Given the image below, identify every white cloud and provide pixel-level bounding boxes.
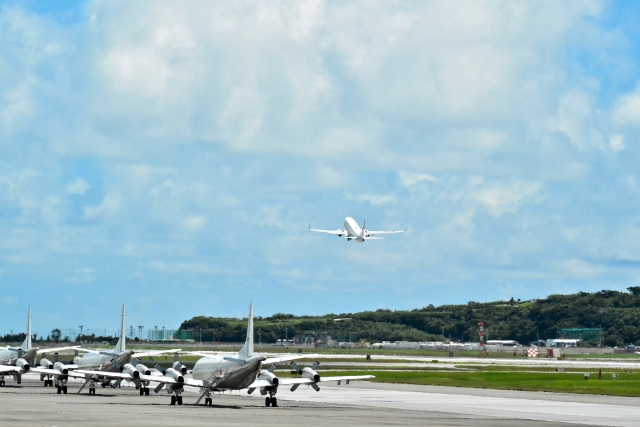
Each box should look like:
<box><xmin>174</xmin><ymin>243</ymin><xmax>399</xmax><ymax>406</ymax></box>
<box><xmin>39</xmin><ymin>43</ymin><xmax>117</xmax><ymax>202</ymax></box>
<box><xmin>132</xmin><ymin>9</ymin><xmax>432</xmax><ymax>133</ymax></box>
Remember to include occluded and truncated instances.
<box><xmin>345</xmin><ymin>193</ymin><xmax>396</xmax><ymax>206</ymax></box>
<box><xmin>399</xmin><ymin>172</ymin><xmax>436</xmax><ymax>188</ymax></box>
<box><xmin>609</xmin><ymin>134</ymin><xmax>625</xmax><ymax>152</ymax></box>
<box><xmin>613</xmin><ymin>85</ymin><xmax>640</xmax><ymax>127</ymax></box>
<box><xmin>469</xmin><ymin>180</ymin><xmax>543</xmax><ymax>217</ymax></box>
<box><xmin>66</xmin><ymin>178</ymin><xmax>91</xmax><ymax>195</ymax></box>
<box><xmin>84</xmin><ymin>192</ymin><xmax>121</xmax><ymax>219</ymax></box>
<box><xmin>183</xmin><ymin>216</ymin><xmax>206</xmax><ymax>232</ymax></box>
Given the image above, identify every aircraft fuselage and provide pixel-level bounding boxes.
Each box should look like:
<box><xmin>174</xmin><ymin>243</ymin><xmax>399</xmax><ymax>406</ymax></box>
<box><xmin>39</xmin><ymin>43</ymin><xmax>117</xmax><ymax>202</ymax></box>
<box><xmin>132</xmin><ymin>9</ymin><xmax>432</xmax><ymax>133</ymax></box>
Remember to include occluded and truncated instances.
<box><xmin>192</xmin><ymin>356</ymin><xmax>262</xmax><ymax>391</ymax></box>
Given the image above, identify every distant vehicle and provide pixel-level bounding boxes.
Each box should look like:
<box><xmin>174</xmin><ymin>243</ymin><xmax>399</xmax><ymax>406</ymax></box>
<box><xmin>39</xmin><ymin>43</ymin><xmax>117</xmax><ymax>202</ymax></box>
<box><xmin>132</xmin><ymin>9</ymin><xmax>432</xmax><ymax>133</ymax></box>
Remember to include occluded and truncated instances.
<box><xmin>309</xmin><ymin>217</ymin><xmax>406</xmax><ymax>242</ymax></box>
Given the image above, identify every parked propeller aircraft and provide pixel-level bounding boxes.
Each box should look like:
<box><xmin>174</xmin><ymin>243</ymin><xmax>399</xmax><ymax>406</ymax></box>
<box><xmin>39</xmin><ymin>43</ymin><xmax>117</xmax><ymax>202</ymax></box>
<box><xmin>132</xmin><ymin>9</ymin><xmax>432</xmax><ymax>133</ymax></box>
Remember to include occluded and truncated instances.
<box><xmin>0</xmin><ymin>308</ymin><xmax>78</xmax><ymax>387</ymax></box>
<box><xmin>66</xmin><ymin>304</ymin><xmax>180</xmax><ymax>395</ymax></box>
<box><xmin>309</xmin><ymin>217</ymin><xmax>406</xmax><ymax>242</ymax></box>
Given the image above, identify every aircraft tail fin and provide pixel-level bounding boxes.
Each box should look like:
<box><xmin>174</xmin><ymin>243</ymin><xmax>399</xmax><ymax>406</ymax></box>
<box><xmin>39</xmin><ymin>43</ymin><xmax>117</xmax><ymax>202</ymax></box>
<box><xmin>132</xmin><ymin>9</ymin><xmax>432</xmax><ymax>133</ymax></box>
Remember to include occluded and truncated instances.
<box><xmin>238</xmin><ymin>302</ymin><xmax>254</xmax><ymax>358</ymax></box>
<box><xmin>20</xmin><ymin>307</ymin><xmax>32</xmax><ymax>351</ymax></box>
<box><xmin>361</xmin><ymin>218</ymin><xmax>366</xmax><ymax>235</ymax></box>
<box><xmin>112</xmin><ymin>304</ymin><xmax>126</xmax><ymax>353</ymax></box>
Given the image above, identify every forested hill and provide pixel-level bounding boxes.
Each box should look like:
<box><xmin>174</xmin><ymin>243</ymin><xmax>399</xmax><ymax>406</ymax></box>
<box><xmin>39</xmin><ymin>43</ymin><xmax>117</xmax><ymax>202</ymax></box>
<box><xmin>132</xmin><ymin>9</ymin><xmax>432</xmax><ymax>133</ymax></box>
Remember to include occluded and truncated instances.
<box><xmin>179</xmin><ymin>287</ymin><xmax>640</xmax><ymax>347</ymax></box>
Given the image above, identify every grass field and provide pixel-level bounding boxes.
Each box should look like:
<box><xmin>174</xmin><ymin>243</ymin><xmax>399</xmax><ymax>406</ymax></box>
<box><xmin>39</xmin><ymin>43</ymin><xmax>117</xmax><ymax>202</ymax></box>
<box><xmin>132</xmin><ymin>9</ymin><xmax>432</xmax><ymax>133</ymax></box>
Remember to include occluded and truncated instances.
<box><xmin>315</xmin><ymin>370</ymin><xmax>640</xmax><ymax>397</ymax></box>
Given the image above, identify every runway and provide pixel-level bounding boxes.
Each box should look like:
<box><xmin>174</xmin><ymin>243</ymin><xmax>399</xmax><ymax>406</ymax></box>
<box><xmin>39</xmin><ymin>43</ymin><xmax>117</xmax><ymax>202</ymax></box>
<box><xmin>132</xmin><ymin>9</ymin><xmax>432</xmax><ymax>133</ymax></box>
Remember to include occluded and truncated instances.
<box><xmin>1</xmin><ymin>375</ymin><xmax>639</xmax><ymax>426</ymax></box>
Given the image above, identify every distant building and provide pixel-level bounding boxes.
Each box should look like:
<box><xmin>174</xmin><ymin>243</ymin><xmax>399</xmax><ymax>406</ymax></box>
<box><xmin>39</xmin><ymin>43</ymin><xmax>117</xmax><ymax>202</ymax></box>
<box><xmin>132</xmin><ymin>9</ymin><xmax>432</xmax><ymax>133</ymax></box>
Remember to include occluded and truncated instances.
<box><xmin>485</xmin><ymin>340</ymin><xmax>520</xmax><ymax>347</ymax></box>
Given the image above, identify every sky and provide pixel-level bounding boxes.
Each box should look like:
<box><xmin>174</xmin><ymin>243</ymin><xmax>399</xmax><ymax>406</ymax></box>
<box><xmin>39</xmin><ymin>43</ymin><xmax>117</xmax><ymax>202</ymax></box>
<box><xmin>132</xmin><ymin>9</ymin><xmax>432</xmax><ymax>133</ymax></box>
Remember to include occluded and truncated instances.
<box><xmin>2</xmin><ymin>0</ymin><xmax>640</xmax><ymax>338</ymax></box>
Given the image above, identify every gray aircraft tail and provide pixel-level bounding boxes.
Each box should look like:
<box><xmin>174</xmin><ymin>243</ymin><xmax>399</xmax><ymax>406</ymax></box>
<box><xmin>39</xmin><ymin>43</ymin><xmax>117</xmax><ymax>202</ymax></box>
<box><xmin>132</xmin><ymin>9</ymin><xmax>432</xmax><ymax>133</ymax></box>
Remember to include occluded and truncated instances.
<box><xmin>238</xmin><ymin>302</ymin><xmax>254</xmax><ymax>358</ymax></box>
<box><xmin>112</xmin><ymin>304</ymin><xmax>126</xmax><ymax>353</ymax></box>
<box><xmin>23</xmin><ymin>348</ymin><xmax>38</xmax><ymax>366</ymax></box>
<box><xmin>20</xmin><ymin>307</ymin><xmax>32</xmax><ymax>351</ymax></box>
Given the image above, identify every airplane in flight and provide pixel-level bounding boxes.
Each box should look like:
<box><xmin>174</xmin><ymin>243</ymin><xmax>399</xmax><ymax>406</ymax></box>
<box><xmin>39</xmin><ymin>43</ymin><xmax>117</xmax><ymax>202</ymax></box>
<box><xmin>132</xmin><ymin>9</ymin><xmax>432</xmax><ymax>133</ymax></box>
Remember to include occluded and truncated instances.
<box><xmin>309</xmin><ymin>217</ymin><xmax>406</xmax><ymax>242</ymax></box>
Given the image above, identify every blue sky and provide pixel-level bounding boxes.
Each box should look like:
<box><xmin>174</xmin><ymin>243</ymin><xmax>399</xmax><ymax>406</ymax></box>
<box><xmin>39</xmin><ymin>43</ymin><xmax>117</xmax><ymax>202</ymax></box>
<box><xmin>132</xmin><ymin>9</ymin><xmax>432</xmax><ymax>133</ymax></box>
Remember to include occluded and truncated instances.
<box><xmin>2</xmin><ymin>0</ymin><xmax>640</xmax><ymax>337</ymax></box>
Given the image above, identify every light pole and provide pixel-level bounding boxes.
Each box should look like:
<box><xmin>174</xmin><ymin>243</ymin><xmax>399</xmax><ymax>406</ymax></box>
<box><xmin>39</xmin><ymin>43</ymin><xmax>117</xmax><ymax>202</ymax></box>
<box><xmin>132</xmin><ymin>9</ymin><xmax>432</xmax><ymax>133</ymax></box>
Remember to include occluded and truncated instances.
<box><xmin>138</xmin><ymin>326</ymin><xmax>143</xmax><ymax>341</ymax></box>
<box><xmin>78</xmin><ymin>326</ymin><xmax>84</xmax><ymax>342</ymax></box>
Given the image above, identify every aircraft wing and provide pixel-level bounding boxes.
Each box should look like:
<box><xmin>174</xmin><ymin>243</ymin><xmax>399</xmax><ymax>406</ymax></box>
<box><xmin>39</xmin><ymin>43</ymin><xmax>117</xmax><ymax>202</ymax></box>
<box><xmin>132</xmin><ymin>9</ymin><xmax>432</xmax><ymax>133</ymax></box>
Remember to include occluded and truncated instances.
<box><xmin>279</xmin><ymin>375</ymin><xmax>375</xmax><ymax>385</ymax></box>
<box><xmin>31</xmin><ymin>367</ymin><xmax>65</xmax><ymax>375</ymax></box>
<box><xmin>366</xmin><ymin>228</ymin><xmax>406</xmax><ymax>236</ymax></box>
<box><xmin>309</xmin><ymin>226</ymin><xmax>348</xmax><ymax>235</ymax></box>
<box><xmin>263</xmin><ymin>354</ymin><xmax>319</xmax><ymax>365</ymax></box>
<box><xmin>183</xmin><ymin>351</ymin><xmax>227</xmax><ymax>358</ymax></box>
<box><xmin>247</xmin><ymin>379</ymin><xmax>273</xmax><ymax>388</ymax></box>
<box><xmin>75</xmin><ymin>348</ymin><xmax>100</xmax><ymax>354</ymax></box>
<box><xmin>72</xmin><ymin>370</ymin><xmax>135</xmax><ymax>380</ymax></box>
<box><xmin>0</xmin><ymin>365</ymin><xmax>22</xmax><ymax>374</ymax></box>
<box><xmin>135</xmin><ymin>348</ymin><xmax>182</xmax><ymax>358</ymax></box>
<box><xmin>36</xmin><ymin>346</ymin><xmax>80</xmax><ymax>354</ymax></box>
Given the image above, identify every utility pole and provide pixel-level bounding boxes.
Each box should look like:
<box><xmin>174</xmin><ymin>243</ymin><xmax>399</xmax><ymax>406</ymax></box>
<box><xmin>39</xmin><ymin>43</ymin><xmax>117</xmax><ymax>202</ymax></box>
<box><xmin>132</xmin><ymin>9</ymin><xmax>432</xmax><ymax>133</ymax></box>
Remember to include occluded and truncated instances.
<box><xmin>79</xmin><ymin>326</ymin><xmax>84</xmax><ymax>341</ymax></box>
<box><xmin>138</xmin><ymin>326</ymin><xmax>143</xmax><ymax>341</ymax></box>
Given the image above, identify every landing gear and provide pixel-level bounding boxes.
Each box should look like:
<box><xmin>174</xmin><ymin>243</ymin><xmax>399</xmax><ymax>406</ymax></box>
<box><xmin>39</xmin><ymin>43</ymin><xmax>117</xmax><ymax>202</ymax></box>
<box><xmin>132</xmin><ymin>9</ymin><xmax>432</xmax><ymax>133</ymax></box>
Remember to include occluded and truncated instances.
<box><xmin>205</xmin><ymin>397</ymin><xmax>212</xmax><ymax>406</ymax></box>
<box><xmin>0</xmin><ymin>380</ymin><xmax>4</xmax><ymax>387</ymax></box>
<box><xmin>169</xmin><ymin>387</ymin><xmax>184</xmax><ymax>405</ymax></box>
<box><xmin>62</xmin><ymin>386</ymin><xmax>68</xmax><ymax>394</ymax></box>
<box><xmin>265</xmin><ymin>389</ymin><xmax>278</xmax><ymax>407</ymax></box>
<box><xmin>140</xmin><ymin>388</ymin><xmax>144</xmax><ymax>396</ymax></box>
<box><xmin>57</xmin><ymin>386</ymin><xmax>62</xmax><ymax>394</ymax></box>
<box><xmin>48</xmin><ymin>379</ymin><xmax>53</xmax><ymax>387</ymax></box>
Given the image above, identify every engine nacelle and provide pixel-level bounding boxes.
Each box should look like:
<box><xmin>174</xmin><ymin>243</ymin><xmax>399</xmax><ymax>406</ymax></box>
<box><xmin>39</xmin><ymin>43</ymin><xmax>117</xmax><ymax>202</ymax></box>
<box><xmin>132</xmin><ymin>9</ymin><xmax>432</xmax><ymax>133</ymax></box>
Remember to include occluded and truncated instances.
<box><xmin>258</xmin><ymin>370</ymin><xmax>279</xmax><ymax>386</ymax></box>
<box><xmin>135</xmin><ymin>363</ymin><xmax>152</xmax><ymax>376</ymax></box>
<box><xmin>165</xmin><ymin>368</ymin><xmax>184</xmax><ymax>383</ymax></box>
<box><xmin>53</xmin><ymin>362</ymin><xmax>68</xmax><ymax>375</ymax></box>
<box><xmin>172</xmin><ymin>361</ymin><xmax>188</xmax><ymax>375</ymax></box>
<box><xmin>301</xmin><ymin>367</ymin><xmax>320</xmax><ymax>382</ymax></box>
<box><xmin>40</xmin><ymin>358</ymin><xmax>54</xmax><ymax>369</ymax></box>
<box><xmin>73</xmin><ymin>356</ymin><xmax>81</xmax><ymax>365</ymax></box>
<box><xmin>122</xmin><ymin>363</ymin><xmax>140</xmax><ymax>379</ymax></box>
<box><xmin>16</xmin><ymin>358</ymin><xmax>30</xmax><ymax>372</ymax></box>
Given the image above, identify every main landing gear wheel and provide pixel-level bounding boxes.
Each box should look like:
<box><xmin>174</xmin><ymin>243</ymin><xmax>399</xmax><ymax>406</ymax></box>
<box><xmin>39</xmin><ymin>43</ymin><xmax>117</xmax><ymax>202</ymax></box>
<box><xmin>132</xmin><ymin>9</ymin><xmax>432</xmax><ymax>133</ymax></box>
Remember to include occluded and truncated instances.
<box><xmin>57</xmin><ymin>386</ymin><xmax>62</xmax><ymax>394</ymax></box>
<box><xmin>177</xmin><ymin>396</ymin><xmax>183</xmax><ymax>405</ymax></box>
<box><xmin>48</xmin><ymin>380</ymin><xmax>53</xmax><ymax>387</ymax></box>
<box><xmin>265</xmin><ymin>397</ymin><xmax>271</xmax><ymax>407</ymax></box>
<box><xmin>171</xmin><ymin>396</ymin><xmax>176</xmax><ymax>405</ymax></box>
<box><xmin>205</xmin><ymin>397</ymin><xmax>212</xmax><ymax>406</ymax></box>
<box><xmin>0</xmin><ymin>380</ymin><xmax>4</xmax><ymax>387</ymax></box>
<box><xmin>139</xmin><ymin>388</ymin><xmax>144</xmax><ymax>396</ymax></box>
<box><xmin>89</xmin><ymin>388</ymin><xmax>96</xmax><ymax>395</ymax></box>
<box><xmin>62</xmin><ymin>386</ymin><xmax>68</xmax><ymax>394</ymax></box>
<box><xmin>145</xmin><ymin>388</ymin><xmax>150</xmax><ymax>396</ymax></box>
<box><xmin>44</xmin><ymin>381</ymin><xmax>48</xmax><ymax>387</ymax></box>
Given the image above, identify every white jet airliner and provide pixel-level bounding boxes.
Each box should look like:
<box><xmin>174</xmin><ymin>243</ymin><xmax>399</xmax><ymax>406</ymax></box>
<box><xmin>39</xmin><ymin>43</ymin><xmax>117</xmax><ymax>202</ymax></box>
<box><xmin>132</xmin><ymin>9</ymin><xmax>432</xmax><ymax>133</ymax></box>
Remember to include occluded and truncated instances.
<box><xmin>309</xmin><ymin>217</ymin><xmax>406</xmax><ymax>242</ymax></box>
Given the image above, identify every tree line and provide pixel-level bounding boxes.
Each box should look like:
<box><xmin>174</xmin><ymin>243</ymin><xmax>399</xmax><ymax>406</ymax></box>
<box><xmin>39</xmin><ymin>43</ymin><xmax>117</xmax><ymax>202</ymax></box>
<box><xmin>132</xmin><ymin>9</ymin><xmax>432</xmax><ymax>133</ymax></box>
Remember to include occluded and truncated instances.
<box><xmin>178</xmin><ymin>287</ymin><xmax>640</xmax><ymax>347</ymax></box>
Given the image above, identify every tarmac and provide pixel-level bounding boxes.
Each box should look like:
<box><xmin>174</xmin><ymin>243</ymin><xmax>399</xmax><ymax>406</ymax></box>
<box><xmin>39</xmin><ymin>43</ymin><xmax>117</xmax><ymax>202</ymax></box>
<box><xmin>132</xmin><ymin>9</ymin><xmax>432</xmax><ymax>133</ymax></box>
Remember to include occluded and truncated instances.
<box><xmin>1</xmin><ymin>375</ymin><xmax>640</xmax><ymax>426</ymax></box>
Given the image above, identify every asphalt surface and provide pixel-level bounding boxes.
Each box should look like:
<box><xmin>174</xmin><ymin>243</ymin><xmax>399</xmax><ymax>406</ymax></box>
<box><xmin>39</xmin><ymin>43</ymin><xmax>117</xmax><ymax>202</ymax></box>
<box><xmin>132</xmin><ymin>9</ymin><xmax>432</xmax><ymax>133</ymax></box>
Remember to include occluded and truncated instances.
<box><xmin>2</xmin><ymin>375</ymin><xmax>639</xmax><ymax>426</ymax></box>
